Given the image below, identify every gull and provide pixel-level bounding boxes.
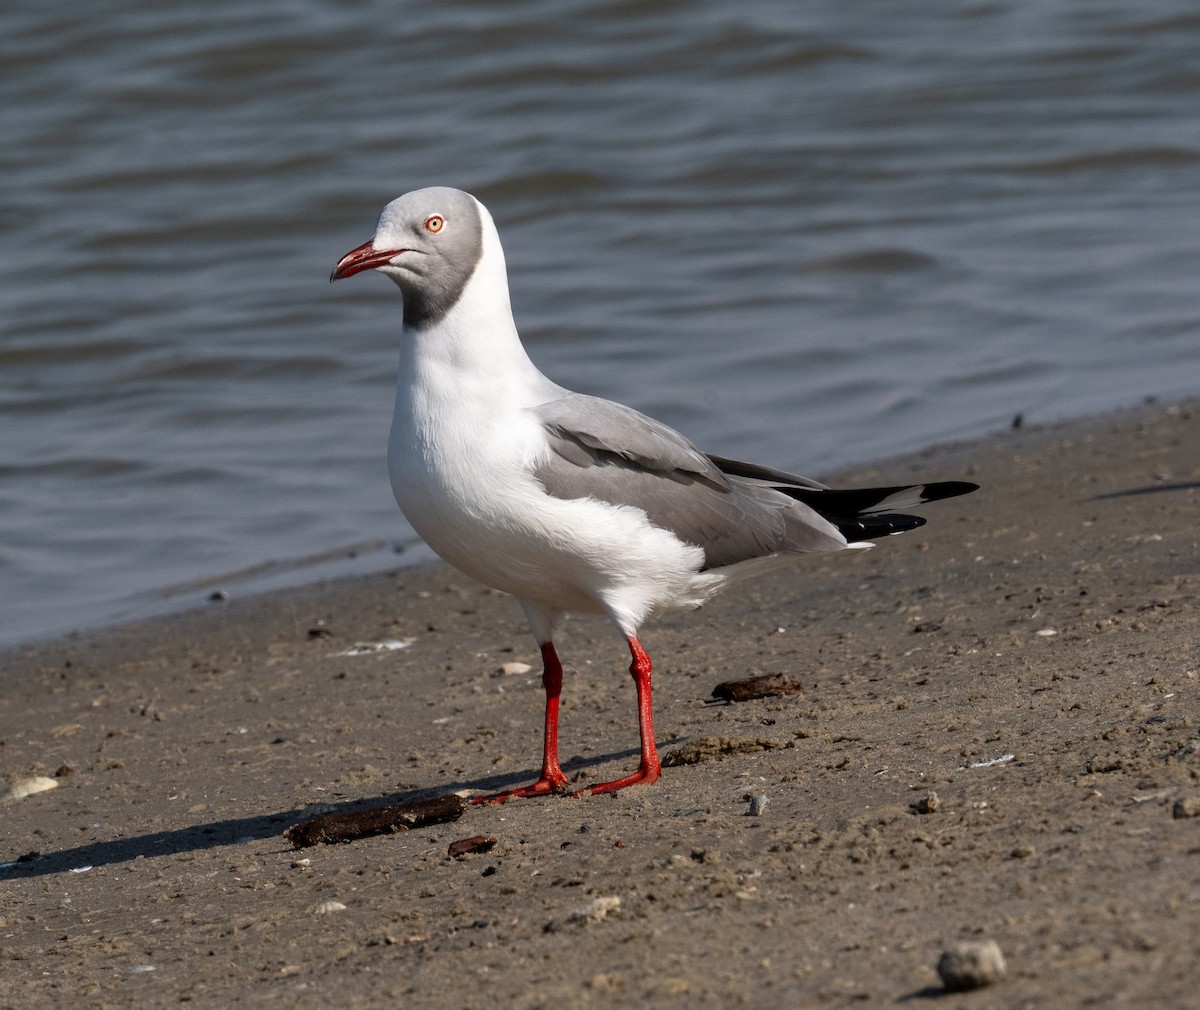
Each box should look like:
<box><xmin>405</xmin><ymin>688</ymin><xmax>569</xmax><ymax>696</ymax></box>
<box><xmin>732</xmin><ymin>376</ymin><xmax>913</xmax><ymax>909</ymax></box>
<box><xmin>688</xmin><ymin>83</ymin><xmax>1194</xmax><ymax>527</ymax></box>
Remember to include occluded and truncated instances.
<box><xmin>331</xmin><ymin>187</ymin><xmax>977</xmax><ymax>800</ymax></box>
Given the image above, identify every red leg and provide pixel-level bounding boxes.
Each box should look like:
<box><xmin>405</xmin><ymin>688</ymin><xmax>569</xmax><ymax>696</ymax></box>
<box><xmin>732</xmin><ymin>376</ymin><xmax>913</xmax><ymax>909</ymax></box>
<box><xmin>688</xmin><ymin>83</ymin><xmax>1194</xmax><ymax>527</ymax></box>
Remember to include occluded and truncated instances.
<box><xmin>474</xmin><ymin>642</ymin><xmax>571</xmax><ymax>804</ymax></box>
<box><xmin>581</xmin><ymin>635</ymin><xmax>662</xmax><ymax>795</ymax></box>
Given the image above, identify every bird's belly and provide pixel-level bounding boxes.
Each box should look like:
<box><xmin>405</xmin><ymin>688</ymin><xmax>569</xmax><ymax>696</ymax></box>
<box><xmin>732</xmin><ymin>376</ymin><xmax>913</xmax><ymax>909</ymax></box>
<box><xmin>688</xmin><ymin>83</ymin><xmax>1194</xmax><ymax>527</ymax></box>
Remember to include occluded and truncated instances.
<box><xmin>401</xmin><ymin>496</ymin><xmax>607</xmax><ymax>613</ymax></box>
<box><xmin>391</xmin><ymin>454</ymin><xmax>717</xmax><ymax>622</ymax></box>
<box><xmin>389</xmin><ymin>437</ymin><xmax>587</xmax><ymax>604</ymax></box>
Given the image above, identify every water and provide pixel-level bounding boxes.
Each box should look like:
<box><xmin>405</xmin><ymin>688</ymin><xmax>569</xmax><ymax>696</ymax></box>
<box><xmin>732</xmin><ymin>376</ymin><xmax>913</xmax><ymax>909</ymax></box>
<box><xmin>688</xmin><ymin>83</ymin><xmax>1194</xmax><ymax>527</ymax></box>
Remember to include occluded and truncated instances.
<box><xmin>3</xmin><ymin>0</ymin><xmax>1198</xmax><ymax>647</ymax></box>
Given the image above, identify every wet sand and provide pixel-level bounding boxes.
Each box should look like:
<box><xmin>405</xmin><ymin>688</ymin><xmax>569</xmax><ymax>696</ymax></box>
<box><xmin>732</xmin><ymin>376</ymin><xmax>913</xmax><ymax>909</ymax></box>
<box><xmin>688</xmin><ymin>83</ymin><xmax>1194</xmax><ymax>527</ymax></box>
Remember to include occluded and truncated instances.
<box><xmin>2</xmin><ymin>400</ymin><xmax>1198</xmax><ymax>1008</ymax></box>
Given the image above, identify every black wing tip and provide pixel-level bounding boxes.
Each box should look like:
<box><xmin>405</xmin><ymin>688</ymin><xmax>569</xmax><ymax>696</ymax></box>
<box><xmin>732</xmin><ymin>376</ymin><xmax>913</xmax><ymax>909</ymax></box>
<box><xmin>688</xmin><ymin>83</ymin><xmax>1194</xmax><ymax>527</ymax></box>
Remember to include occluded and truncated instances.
<box><xmin>784</xmin><ymin>480</ymin><xmax>978</xmax><ymax>516</ymax></box>
<box><xmin>812</xmin><ymin>480</ymin><xmax>977</xmax><ymax>540</ymax></box>
<box><xmin>920</xmin><ymin>480</ymin><xmax>979</xmax><ymax>503</ymax></box>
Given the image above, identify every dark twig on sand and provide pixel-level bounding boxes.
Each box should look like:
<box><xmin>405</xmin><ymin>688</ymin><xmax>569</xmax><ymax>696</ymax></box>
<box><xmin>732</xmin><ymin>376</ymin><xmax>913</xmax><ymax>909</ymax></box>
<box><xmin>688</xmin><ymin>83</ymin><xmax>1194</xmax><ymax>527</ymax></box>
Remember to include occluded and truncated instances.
<box><xmin>710</xmin><ymin>673</ymin><xmax>804</xmax><ymax>703</ymax></box>
<box><xmin>285</xmin><ymin>794</ymin><xmax>466</xmax><ymax>848</ymax></box>
<box><xmin>448</xmin><ymin>835</ymin><xmax>498</xmax><ymax>858</ymax></box>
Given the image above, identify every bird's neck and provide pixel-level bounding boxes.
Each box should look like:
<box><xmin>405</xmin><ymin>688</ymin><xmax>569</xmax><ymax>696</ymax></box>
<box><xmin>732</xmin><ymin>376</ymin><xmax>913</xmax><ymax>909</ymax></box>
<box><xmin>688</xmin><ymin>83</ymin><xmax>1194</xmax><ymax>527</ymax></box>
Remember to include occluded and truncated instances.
<box><xmin>398</xmin><ymin>273</ymin><xmax>549</xmax><ymax>422</ymax></box>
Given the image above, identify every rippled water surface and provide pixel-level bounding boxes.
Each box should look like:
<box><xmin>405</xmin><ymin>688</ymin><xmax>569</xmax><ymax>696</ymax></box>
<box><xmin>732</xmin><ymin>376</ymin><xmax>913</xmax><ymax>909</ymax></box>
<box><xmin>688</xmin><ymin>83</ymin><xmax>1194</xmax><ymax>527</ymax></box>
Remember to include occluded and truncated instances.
<box><xmin>3</xmin><ymin>1</ymin><xmax>1199</xmax><ymax>646</ymax></box>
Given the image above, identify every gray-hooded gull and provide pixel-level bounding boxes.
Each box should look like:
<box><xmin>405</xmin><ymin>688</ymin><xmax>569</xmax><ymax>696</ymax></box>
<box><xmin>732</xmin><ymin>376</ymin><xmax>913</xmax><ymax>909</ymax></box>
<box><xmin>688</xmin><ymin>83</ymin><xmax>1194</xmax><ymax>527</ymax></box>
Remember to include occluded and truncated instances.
<box><xmin>331</xmin><ymin>186</ymin><xmax>977</xmax><ymax>801</ymax></box>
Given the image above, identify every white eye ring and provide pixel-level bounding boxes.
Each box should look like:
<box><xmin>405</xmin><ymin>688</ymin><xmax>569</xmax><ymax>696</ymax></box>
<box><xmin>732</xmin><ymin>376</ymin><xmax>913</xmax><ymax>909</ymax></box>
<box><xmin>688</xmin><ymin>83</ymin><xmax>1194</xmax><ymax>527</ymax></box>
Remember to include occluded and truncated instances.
<box><xmin>424</xmin><ymin>214</ymin><xmax>445</xmax><ymax>234</ymax></box>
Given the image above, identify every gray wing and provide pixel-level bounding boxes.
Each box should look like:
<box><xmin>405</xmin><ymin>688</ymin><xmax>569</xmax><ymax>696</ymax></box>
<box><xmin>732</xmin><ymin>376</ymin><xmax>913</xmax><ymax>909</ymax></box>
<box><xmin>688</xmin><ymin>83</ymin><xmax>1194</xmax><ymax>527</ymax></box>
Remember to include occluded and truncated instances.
<box><xmin>530</xmin><ymin>393</ymin><xmax>730</xmax><ymax>488</ymax></box>
<box><xmin>528</xmin><ymin>394</ymin><xmax>845</xmax><ymax>568</ymax></box>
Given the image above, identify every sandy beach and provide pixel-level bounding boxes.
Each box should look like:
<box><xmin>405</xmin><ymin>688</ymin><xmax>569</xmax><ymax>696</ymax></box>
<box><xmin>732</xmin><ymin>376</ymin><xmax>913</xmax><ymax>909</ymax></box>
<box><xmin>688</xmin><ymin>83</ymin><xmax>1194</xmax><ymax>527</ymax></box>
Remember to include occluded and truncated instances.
<box><xmin>2</xmin><ymin>399</ymin><xmax>1198</xmax><ymax>1009</ymax></box>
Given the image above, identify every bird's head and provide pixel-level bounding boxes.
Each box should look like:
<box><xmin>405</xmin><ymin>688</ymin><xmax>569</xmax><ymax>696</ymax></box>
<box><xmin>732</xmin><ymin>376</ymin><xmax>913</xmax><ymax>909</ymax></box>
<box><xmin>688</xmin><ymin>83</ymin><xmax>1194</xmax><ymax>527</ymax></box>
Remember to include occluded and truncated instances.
<box><xmin>330</xmin><ymin>186</ymin><xmax>485</xmax><ymax>329</ymax></box>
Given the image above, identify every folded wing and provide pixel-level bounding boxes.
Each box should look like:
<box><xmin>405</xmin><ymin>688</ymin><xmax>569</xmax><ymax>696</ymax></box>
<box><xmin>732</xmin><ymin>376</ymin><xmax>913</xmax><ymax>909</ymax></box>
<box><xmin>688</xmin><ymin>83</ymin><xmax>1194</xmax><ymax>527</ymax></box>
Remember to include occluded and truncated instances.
<box><xmin>529</xmin><ymin>394</ymin><xmax>977</xmax><ymax>570</ymax></box>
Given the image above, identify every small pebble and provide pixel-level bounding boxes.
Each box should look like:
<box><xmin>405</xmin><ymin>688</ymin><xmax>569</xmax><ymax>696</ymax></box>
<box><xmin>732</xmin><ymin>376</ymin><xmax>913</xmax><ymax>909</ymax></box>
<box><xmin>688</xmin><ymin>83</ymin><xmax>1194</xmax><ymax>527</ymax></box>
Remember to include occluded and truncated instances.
<box><xmin>313</xmin><ymin>900</ymin><xmax>347</xmax><ymax>915</ymax></box>
<box><xmin>1172</xmin><ymin>796</ymin><xmax>1200</xmax><ymax>819</ymax></box>
<box><xmin>914</xmin><ymin>791</ymin><xmax>940</xmax><ymax>814</ymax></box>
<box><xmin>937</xmin><ymin>939</ymin><xmax>1006</xmax><ymax>991</ymax></box>
<box><xmin>748</xmin><ymin>795</ymin><xmax>769</xmax><ymax>816</ymax></box>
<box><xmin>499</xmin><ymin>661</ymin><xmax>533</xmax><ymax>676</ymax></box>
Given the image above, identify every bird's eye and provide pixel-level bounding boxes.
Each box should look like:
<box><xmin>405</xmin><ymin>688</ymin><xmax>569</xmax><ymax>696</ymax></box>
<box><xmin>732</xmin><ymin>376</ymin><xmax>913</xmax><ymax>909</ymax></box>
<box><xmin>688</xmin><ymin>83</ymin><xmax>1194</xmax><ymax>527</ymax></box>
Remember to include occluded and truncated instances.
<box><xmin>424</xmin><ymin>214</ymin><xmax>445</xmax><ymax>234</ymax></box>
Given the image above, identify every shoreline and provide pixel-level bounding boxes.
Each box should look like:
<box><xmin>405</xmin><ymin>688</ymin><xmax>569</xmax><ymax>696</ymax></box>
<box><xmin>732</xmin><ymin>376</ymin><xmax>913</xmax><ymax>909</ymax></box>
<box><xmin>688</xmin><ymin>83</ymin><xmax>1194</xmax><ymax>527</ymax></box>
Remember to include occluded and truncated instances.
<box><xmin>2</xmin><ymin>396</ymin><xmax>1198</xmax><ymax>1008</ymax></box>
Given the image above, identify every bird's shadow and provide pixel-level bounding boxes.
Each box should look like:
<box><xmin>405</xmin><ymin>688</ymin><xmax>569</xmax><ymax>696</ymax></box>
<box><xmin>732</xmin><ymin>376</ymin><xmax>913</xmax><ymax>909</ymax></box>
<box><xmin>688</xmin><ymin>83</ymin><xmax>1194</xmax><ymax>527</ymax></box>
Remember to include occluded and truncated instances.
<box><xmin>1091</xmin><ymin>480</ymin><xmax>1200</xmax><ymax>500</ymax></box>
<box><xmin>0</xmin><ymin>740</ymin><xmax>681</xmax><ymax>881</ymax></box>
